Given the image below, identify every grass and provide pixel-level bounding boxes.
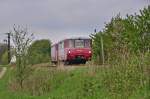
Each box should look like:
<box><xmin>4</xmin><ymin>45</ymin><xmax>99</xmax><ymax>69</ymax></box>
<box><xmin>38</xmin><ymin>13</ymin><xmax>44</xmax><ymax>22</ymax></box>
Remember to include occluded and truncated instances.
<box><xmin>0</xmin><ymin>62</ymin><xmax>150</xmax><ymax>99</ymax></box>
<box><xmin>0</xmin><ymin>66</ymin><xmax>46</xmax><ymax>99</ymax></box>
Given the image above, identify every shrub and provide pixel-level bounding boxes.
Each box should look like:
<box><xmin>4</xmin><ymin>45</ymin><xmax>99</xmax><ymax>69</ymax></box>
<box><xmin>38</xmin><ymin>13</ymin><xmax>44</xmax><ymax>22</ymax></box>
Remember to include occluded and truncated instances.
<box><xmin>23</xmin><ymin>69</ymin><xmax>51</xmax><ymax>96</ymax></box>
<box><xmin>91</xmin><ymin>6</ymin><xmax>150</xmax><ymax>64</ymax></box>
<box><xmin>28</xmin><ymin>39</ymin><xmax>51</xmax><ymax>65</ymax></box>
<box><xmin>101</xmin><ymin>53</ymin><xmax>150</xmax><ymax>98</ymax></box>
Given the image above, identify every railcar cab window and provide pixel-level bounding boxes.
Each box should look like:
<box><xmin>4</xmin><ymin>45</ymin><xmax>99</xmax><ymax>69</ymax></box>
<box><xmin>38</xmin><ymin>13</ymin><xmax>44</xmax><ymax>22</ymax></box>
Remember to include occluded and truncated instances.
<box><xmin>69</xmin><ymin>39</ymin><xmax>91</xmax><ymax>48</ymax></box>
<box><xmin>69</xmin><ymin>40</ymin><xmax>74</xmax><ymax>48</ymax></box>
<box><xmin>75</xmin><ymin>40</ymin><xmax>84</xmax><ymax>48</ymax></box>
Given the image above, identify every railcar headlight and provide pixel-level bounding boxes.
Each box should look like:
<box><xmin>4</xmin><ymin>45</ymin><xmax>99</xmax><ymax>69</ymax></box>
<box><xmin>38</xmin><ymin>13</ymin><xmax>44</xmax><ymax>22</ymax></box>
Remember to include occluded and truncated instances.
<box><xmin>89</xmin><ymin>51</ymin><xmax>91</xmax><ymax>54</ymax></box>
<box><xmin>68</xmin><ymin>50</ymin><xmax>71</xmax><ymax>54</ymax></box>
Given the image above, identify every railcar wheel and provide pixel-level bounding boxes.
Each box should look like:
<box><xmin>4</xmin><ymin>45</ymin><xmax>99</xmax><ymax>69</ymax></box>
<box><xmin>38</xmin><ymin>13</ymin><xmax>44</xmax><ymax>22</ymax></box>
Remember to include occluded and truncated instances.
<box><xmin>82</xmin><ymin>60</ymin><xmax>86</xmax><ymax>64</ymax></box>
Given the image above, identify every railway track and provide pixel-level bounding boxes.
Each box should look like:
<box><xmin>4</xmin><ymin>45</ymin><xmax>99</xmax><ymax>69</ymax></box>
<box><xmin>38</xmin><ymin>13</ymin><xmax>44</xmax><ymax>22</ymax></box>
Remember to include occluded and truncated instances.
<box><xmin>32</xmin><ymin>62</ymin><xmax>92</xmax><ymax>71</ymax></box>
<box><xmin>0</xmin><ymin>67</ymin><xmax>7</xmax><ymax>79</ymax></box>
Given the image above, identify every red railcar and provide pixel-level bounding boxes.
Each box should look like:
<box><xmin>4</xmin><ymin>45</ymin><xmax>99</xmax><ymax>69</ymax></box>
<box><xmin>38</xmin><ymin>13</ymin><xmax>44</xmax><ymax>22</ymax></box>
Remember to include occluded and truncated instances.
<box><xmin>51</xmin><ymin>37</ymin><xmax>92</xmax><ymax>65</ymax></box>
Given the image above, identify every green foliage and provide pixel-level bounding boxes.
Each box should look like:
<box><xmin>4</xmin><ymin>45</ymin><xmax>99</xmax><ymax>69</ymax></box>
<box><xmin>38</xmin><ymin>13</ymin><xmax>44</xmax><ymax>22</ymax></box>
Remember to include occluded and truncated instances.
<box><xmin>91</xmin><ymin>6</ymin><xmax>150</xmax><ymax>64</ymax></box>
<box><xmin>101</xmin><ymin>54</ymin><xmax>149</xmax><ymax>98</ymax></box>
<box><xmin>0</xmin><ymin>62</ymin><xmax>149</xmax><ymax>99</ymax></box>
<box><xmin>11</xmin><ymin>25</ymin><xmax>34</xmax><ymax>89</ymax></box>
<box><xmin>28</xmin><ymin>39</ymin><xmax>51</xmax><ymax>65</ymax></box>
<box><xmin>134</xmin><ymin>6</ymin><xmax>150</xmax><ymax>52</ymax></box>
<box><xmin>18</xmin><ymin>68</ymin><xmax>51</xmax><ymax>96</ymax></box>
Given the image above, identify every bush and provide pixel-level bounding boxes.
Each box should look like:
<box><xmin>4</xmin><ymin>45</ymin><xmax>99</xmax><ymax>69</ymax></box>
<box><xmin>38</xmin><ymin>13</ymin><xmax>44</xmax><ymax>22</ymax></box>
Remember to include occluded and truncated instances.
<box><xmin>23</xmin><ymin>69</ymin><xmax>51</xmax><ymax>96</ymax></box>
<box><xmin>9</xmin><ymin>67</ymin><xmax>51</xmax><ymax>96</ymax></box>
<box><xmin>91</xmin><ymin>6</ymin><xmax>150</xmax><ymax>64</ymax></box>
<box><xmin>28</xmin><ymin>39</ymin><xmax>51</xmax><ymax>65</ymax></box>
<box><xmin>100</xmin><ymin>53</ymin><xmax>150</xmax><ymax>98</ymax></box>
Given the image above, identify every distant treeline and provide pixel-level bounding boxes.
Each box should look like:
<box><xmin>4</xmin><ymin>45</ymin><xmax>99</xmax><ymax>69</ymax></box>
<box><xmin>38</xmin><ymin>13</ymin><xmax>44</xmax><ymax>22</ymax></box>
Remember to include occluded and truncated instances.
<box><xmin>0</xmin><ymin>39</ymin><xmax>51</xmax><ymax>65</ymax></box>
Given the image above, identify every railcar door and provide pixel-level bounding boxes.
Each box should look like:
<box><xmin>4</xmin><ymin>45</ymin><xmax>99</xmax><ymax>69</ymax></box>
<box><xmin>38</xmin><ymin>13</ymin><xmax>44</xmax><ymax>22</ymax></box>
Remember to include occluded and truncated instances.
<box><xmin>58</xmin><ymin>41</ymin><xmax>65</xmax><ymax>61</ymax></box>
<box><xmin>84</xmin><ymin>39</ymin><xmax>91</xmax><ymax>48</ymax></box>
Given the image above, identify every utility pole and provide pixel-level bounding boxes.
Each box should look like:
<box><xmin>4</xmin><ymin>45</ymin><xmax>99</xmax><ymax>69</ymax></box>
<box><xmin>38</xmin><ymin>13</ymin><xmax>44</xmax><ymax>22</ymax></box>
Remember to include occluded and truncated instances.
<box><xmin>94</xmin><ymin>29</ymin><xmax>97</xmax><ymax>33</ymax></box>
<box><xmin>100</xmin><ymin>31</ymin><xmax>104</xmax><ymax>65</ymax></box>
<box><xmin>94</xmin><ymin>29</ymin><xmax>104</xmax><ymax>65</ymax></box>
<box><xmin>6</xmin><ymin>33</ymin><xmax>11</xmax><ymax>63</ymax></box>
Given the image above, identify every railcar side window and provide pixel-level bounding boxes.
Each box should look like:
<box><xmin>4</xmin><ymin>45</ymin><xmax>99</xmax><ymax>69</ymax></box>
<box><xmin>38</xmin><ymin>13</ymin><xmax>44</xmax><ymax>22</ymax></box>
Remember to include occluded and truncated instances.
<box><xmin>75</xmin><ymin>40</ymin><xmax>84</xmax><ymax>48</ymax></box>
<box><xmin>85</xmin><ymin>39</ymin><xmax>91</xmax><ymax>48</ymax></box>
<box><xmin>59</xmin><ymin>42</ymin><xmax>64</xmax><ymax>49</ymax></box>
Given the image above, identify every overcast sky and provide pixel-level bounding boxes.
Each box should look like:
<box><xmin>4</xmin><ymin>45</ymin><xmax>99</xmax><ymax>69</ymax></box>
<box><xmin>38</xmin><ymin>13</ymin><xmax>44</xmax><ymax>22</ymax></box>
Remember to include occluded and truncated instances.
<box><xmin>0</xmin><ymin>0</ymin><xmax>149</xmax><ymax>44</ymax></box>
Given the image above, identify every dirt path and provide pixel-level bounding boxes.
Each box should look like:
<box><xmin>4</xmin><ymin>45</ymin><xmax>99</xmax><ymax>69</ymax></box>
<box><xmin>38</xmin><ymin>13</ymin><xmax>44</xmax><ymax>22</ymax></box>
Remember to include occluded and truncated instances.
<box><xmin>0</xmin><ymin>67</ymin><xmax>7</xmax><ymax>79</ymax></box>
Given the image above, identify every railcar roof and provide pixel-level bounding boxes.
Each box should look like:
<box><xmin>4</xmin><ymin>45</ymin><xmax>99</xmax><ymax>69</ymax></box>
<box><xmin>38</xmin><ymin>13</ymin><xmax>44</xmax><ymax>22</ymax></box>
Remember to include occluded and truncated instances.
<box><xmin>67</xmin><ymin>37</ymin><xmax>90</xmax><ymax>40</ymax></box>
<box><xmin>51</xmin><ymin>37</ymin><xmax>91</xmax><ymax>47</ymax></box>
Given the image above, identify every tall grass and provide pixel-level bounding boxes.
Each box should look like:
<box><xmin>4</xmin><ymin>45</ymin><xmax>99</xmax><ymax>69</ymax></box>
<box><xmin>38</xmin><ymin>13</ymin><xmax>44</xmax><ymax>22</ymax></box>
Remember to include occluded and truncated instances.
<box><xmin>1</xmin><ymin>54</ymin><xmax>150</xmax><ymax>99</ymax></box>
<box><xmin>98</xmin><ymin>51</ymin><xmax>150</xmax><ymax>98</ymax></box>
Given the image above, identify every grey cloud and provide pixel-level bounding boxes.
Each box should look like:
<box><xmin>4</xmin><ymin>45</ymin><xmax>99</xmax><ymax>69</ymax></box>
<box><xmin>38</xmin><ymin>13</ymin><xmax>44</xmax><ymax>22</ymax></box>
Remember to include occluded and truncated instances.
<box><xmin>0</xmin><ymin>0</ymin><xmax>149</xmax><ymax>43</ymax></box>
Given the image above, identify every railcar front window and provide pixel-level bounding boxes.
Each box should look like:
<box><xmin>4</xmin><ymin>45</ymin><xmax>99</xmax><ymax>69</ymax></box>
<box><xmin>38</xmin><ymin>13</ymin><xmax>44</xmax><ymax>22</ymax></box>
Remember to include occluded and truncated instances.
<box><xmin>69</xmin><ymin>40</ymin><xmax>74</xmax><ymax>48</ymax></box>
<box><xmin>75</xmin><ymin>40</ymin><xmax>84</xmax><ymax>48</ymax></box>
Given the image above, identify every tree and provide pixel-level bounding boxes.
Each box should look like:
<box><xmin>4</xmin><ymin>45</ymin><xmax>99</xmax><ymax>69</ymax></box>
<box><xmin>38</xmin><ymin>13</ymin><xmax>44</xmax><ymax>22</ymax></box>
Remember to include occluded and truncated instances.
<box><xmin>91</xmin><ymin>6</ymin><xmax>150</xmax><ymax>64</ymax></box>
<box><xmin>28</xmin><ymin>39</ymin><xmax>51</xmax><ymax>65</ymax></box>
<box><xmin>11</xmin><ymin>25</ymin><xmax>34</xmax><ymax>89</ymax></box>
<box><xmin>134</xmin><ymin>5</ymin><xmax>150</xmax><ymax>52</ymax></box>
<box><xmin>91</xmin><ymin>14</ymin><xmax>126</xmax><ymax>64</ymax></box>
